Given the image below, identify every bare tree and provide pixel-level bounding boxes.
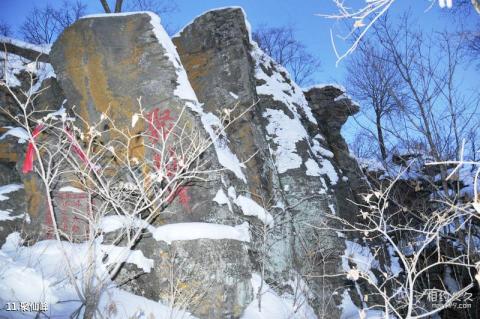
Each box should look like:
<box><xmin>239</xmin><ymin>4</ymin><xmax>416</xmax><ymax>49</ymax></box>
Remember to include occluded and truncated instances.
<box><xmin>99</xmin><ymin>0</ymin><xmax>178</xmax><ymax>16</ymax></box>
<box><xmin>377</xmin><ymin>15</ymin><xmax>478</xmax><ymax>163</ymax></box>
<box><xmin>311</xmin><ymin>155</ymin><xmax>480</xmax><ymax>318</ymax></box>
<box><xmin>0</xmin><ymin>21</ymin><xmax>11</xmax><ymax>37</ymax></box>
<box><xmin>125</xmin><ymin>0</ymin><xmax>178</xmax><ymax>16</ymax></box>
<box><xmin>99</xmin><ymin>0</ymin><xmax>178</xmax><ymax>34</ymax></box>
<box><xmin>20</xmin><ymin>1</ymin><xmax>86</xmax><ymax>45</ymax></box>
<box><xmin>253</xmin><ymin>25</ymin><xmax>321</xmax><ymax>86</ymax></box>
<box><xmin>322</xmin><ymin>0</ymin><xmax>480</xmax><ymax>63</ymax></box>
<box><xmin>347</xmin><ymin>14</ymin><xmax>479</xmax><ymax>192</ymax></box>
<box><xmin>346</xmin><ymin>41</ymin><xmax>403</xmax><ymax>161</ymax></box>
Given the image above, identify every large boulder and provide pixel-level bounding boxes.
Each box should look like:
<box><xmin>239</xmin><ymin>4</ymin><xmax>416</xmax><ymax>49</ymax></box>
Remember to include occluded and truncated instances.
<box><xmin>0</xmin><ymin>39</ymin><xmax>65</xmax><ymax>242</ymax></box>
<box><xmin>49</xmin><ymin>12</ymin><xmax>253</xmax><ymax>318</ymax></box>
<box><xmin>304</xmin><ymin>85</ymin><xmax>369</xmax><ymax>218</ymax></box>
<box><xmin>174</xmin><ymin>7</ymin><xmax>347</xmax><ymax>317</ymax></box>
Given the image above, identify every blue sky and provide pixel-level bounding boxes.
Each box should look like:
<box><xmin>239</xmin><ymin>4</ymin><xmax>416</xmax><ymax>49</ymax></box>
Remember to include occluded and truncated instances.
<box><xmin>1</xmin><ymin>1</ymin><xmax>477</xmax><ymax>145</ymax></box>
<box><xmin>0</xmin><ymin>0</ymin><xmax>467</xmax><ymax>84</ymax></box>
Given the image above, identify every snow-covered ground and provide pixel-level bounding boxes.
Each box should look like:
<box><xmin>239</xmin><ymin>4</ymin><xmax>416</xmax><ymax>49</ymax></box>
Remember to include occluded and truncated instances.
<box><xmin>0</xmin><ymin>232</ymin><xmax>198</xmax><ymax>318</ymax></box>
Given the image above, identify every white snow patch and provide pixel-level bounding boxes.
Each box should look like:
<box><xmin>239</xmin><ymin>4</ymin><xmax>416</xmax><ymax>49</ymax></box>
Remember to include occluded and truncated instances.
<box><xmin>443</xmin><ymin>266</ymin><xmax>460</xmax><ymax>292</ymax></box>
<box><xmin>342</xmin><ymin>241</ymin><xmax>379</xmax><ymax>285</ymax></box>
<box><xmin>339</xmin><ymin>290</ymin><xmax>385</xmax><ymax>319</ymax></box>
<box><xmin>0</xmin><ymin>36</ymin><xmax>51</xmax><ymax>54</ymax></box>
<box><xmin>43</xmin><ymin>104</ymin><xmax>74</xmax><ymax>122</ymax></box>
<box><xmin>0</xmin><ymin>184</ymin><xmax>23</xmax><ymax>201</ymax></box>
<box><xmin>213</xmin><ymin>188</ymin><xmax>232</xmax><ymax>212</ymax></box>
<box><xmin>0</xmin><ymin>49</ymin><xmax>55</xmax><ymax>91</ymax></box>
<box><xmin>334</xmin><ymin>92</ymin><xmax>360</xmax><ymax>107</ymax></box>
<box><xmin>234</xmin><ymin>195</ymin><xmax>274</xmax><ymax>227</ymax></box>
<box><xmin>0</xmin><ymin>210</ymin><xmax>25</xmax><ymax>221</ymax></box>
<box><xmin>131</xmin><ymin>113</ymin><xmax>140</xmax><ymax>128</ymax></box>
<box><xmin>0</xmin><ymin>126</ymin><xmax>29</xmax><ymax>143</ymax></box>
<box><xmin>311</xmin><ymin>137</ymin><xmax>334</xmax><ymax>158</ymax></box>
<box><xmin>305</xmin><ymin>158</ymin><xmax>321</xmax><ymax>176</ymax></box>
<box><xmin>30</xmin><ymin>62</ymin><xmax>56</xmax><ymax>93</ymax></box>
<box><xmin>0</xmin><ymin>232</ymin><xmax>198</xmax><ymax>318</ymax></box>
<box><xmin>98</xmin><ymin>287</ymin><xmax>198</xmax><ymax>319</ymax></box>
<box><xmin>228</xmin><ymin>186</ymin><xmax>237</xmax><ymax>199</ymax></box>
<box><xmin>241</xmin><ymin>273</ymin><xmax>316</xmax><ymax>319</ymax></box>
<box><xmin>100</xmin><ymin>244</ymin><xmax>153</xmax><ymax>273</ymax></box>
<box><xmin>147</xmin><ymin>13</ymin><xmax>198</xmax><ymax>102</ymax></box>
<box><xmin>252</xmin><ymin>43</ymin><xmax>316</xmax><ymax>124</ymax></box>
<box><xmin>58</xmin><ymin>186</ymin><xmax>84</xmax><ymax>193</ymax></box>
<box><xmin>99</xmin><ymin>215</ymin><xmax>155</xmax><ymax>234</ymax></box>
<box><xmin>80</xmin><ymin>11</ymin><xmax>150</xmax><ymax>19</ymax></box>
<box><xmin>388</xmin><ymin>245</ymin><xmax>402</xmax><ymax>277</ymax></box>
<box><xmin>187</xmin><ymin>102</ymin><xmax>247</xmax><ymax>182</ymax></box>
<box><xmin>263</xmin><ymin>108</ymin><xmax>305</xmax><ymax>173</ymax></box>
<box><xmin>318</xmin><ymin>159</ymin><xmax>339</xmax><ymax>185</ymax></box>
<box><xmin>152</xmin><ymin>222</ymin><xmax>250</xmax><ymax>244</ymax></box>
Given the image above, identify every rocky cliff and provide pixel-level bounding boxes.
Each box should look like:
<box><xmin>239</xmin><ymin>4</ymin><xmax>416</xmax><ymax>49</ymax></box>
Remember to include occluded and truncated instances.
<box><xmin>0</xmin><ymin>7</ymin><xmax>371</xmax><ymax>319</ymax></box>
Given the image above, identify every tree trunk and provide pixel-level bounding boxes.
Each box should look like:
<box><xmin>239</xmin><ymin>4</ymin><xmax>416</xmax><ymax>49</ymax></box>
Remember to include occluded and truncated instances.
<box><xmin>114</xmin><ymin>0</ymin><xmax>124</xmax><ymax>13</ymax></box>
<box><xmin>99</xmin><ymin>0</ymin><xmax>111</xmax><ymax>13</ymax></box>
<box><xmin>375</xmin><ymin>112</ymin><xmax>387</xmax><ymax>161</ymax></box>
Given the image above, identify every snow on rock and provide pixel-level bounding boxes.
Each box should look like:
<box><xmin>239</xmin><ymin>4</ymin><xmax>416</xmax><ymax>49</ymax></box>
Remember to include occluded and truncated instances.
<box><xmin>251</xmin><ymin>42</ymin><xmax>337</xmax><ymax>187</ymax></box>
<box><xmin>241</xmin><ymin>273</ymin><xmax>316</xmax><ymax>319</ymax></box>
<box><xmin>339</xmin><ymin>290</ymin><xmax>385</xmax><ymax>319</ymax></box>
<box><xmin>147</xmin><ymin>12</ymin><xmax>198</xmax><ymax>102</ymax></box>
<box><xmin>187</xmin><ymin>101</ymin><xmax>247</xmax><ymax>182</ymax></box>
<box><xmin>252</xmin><ymin>43</ymin><xmax>316</xmax><ymax>124</ymax></box>
<box><xmin>42</xmin><ymin>103</ymin><xmax>75</xmax><ymax>123</ymax></box>
<box><xmin>58</xmin><ymin>186</ymin><xmax>84</xmax><ymax>193</ymax></box>
<box><xmin>263</xmin><ymin>108</ymin><xmax>305</xmax><ymax>173</ymax></box>
<box><xmin>388</xmin><ymin>245</ymin><xmax>402</xmax><ymax>277</ymax></box>
<box><xmin>0</xmin><ymin>36</ymin><xmax>51</xmax><ymax>54</ymax></box>
<box><xmin>311</xmin><ymin>135</ymin><xmax>334</xmax><ymax>158</ymax></box>
<box><xmin>233</xmin><ymin>195</ymin><xmax>274</xmax><ymax>227</ymax></box>
<box><xmin>0</xmin><ymin>210</ymin><xmax>25</xmax><ymax>221</ymax></box>
<box><xmin>100</xmin><ymin>243</ymin><xmax>154</xmax><ymax>273</ymax></box>
<box><xmin>318</xmin><ymin>158</ymin><xmax>339</xmax><ymax>185</ymax></box>
<box><xmin>0</xmin><ymin>49</ymin><xmax>56</xmax><ymax>91</ymax></box>
<box><xmin>0</xmin><ymin>126</ymin><xmax>29</xmax><ymax>143</ymax></box>
<box><xmin>305</xmin><ymin>158</ymin><xmax>322</xmax><ymax>176</ymax></box>
<box><xmin>334</xmin><ymin>92</ymin><xmax>360</xmax><ymax>107</ymax></box>
<box><xmin>30</xmin><ymin>63</ymin><xmax>56</xmax><ymax>93</ymax></box>
<box><xmin>99</xmin><ymin>215</ymin><xmax>156</xmax><ymax>234</ymax></box>
<box><xmin>342</xmin><ymin>241</ymin><xmax>379</xmax><ymax>285</ymax></box>
<box><xmin>0</xmin><ymin>183</ymin><xmax>24</xmax><ymax>201</ymax></box>
<box><xmin>213</xmin><ymin>188</ymin><xmax>232</xmax><ymax>211</ymax></box>
<box><xmin>152</xmin><ymin>222</ymin><xmax>251</xmax><ymax>244</ymax></box>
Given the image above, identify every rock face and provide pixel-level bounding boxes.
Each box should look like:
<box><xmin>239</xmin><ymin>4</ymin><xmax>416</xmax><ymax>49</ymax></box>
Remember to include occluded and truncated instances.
<box><xmin>0</xmin><ymin>8</ymin><xmax>371</xmax><ymax>319</ymax></box>
<box><xmin>304</xmin><ymin>86</ymin><xmax>369</xmax><ymax>219</ymax></box>
<box><xmin>0</xmin><ymin>41</ymin><xmax>64</xmax><ymax>241</ymax></box>
<box><xmin>49</xmin><ymin>12</ymin><xmax>253</xmax><ymax>319</ymax></box>
<box><xmin>174</xmin><ymin>8</ymin><xmax>352</xmax><ymax>317</ymax></box>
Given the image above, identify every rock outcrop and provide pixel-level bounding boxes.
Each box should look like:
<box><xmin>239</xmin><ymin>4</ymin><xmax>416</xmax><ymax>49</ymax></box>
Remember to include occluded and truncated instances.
<box><xmin>304</xmin><ymin>85</ymin><xmax>369</xmax><ymax>219</ymax></box>
<box><xmin>0</xmin><ymin>7</ymin><xmax>371</xmax><ymax>319</ymax></box>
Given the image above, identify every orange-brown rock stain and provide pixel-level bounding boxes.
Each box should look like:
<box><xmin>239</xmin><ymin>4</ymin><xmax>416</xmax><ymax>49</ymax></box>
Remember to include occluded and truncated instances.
<box><xmin>174</xmin><ymin>43</ymin><xmax>265</xmax><ymax>202</ymax></box>
<box><xmin>61</xmin><ymin>26</ymin><xmax>145</xmax><ymax>163</ymax></box>
<box><xmin>23</xmin><ymin>174</ymin><xmax>42</xmax><ymax>218</ymax></box>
